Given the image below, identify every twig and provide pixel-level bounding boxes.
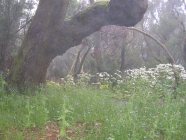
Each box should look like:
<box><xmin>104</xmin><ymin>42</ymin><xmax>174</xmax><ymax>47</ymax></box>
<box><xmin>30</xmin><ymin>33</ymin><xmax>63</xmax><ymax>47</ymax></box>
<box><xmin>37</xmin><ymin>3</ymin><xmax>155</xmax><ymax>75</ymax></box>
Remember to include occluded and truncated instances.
<box><xmin>12</xmin><ymin>19</ymin><xmax>32</xmax><ymax>35</ymax></box>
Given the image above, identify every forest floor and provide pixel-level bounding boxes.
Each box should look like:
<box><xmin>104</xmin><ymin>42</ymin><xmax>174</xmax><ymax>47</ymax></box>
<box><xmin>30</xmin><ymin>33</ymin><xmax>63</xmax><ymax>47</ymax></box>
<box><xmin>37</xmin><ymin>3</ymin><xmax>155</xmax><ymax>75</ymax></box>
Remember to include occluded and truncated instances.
<box><xmin>0</xmin><ymin>79</ymin><xmax>186</xmax><ymax>140</ymax></box>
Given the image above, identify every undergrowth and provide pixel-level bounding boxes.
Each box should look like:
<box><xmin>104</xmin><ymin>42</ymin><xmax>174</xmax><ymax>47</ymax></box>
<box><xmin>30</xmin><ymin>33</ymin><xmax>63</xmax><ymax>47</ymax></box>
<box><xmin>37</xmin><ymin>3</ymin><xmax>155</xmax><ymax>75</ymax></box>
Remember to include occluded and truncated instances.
<box><xmin>0</xmin><ymin>74</ymin><xmax>186</xmax><ymax>139</ymax></box>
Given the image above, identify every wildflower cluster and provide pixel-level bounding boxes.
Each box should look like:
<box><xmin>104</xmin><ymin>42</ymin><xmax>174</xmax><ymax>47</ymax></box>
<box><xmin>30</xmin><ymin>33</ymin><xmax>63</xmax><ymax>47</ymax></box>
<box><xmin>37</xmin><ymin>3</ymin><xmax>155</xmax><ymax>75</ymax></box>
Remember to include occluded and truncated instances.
<box><xmin>76</xmin><ymin>73</ymin><xmax>92</xmax><ymax>86</ymax></box>
<box><xmin>97</xmin><ymin>70</ymin><xmax>123</xmax><ymax>85</ymax></box>
<box><xmin>125</xmin><ymin>64</ymin><xmax>186</xmax><ymax>86</ymax></box>
<box><xmin>62</xmin><ymin>71</ymin><xmax>124</xmax><ymax>88</ymax></box>
<box><xmin>52</xmin><ymin>64</ymin><xmax>186</xmax><ymax>89</ymax></box>
<box><xmin>97</xmin><ymin>72</ymin><xmax>111</xmax><ymax>85</ymax></box>
<box><xmin>65</xmin><ymin>75</ymin><xmax>75</xmax><ymax>86</ymax></box>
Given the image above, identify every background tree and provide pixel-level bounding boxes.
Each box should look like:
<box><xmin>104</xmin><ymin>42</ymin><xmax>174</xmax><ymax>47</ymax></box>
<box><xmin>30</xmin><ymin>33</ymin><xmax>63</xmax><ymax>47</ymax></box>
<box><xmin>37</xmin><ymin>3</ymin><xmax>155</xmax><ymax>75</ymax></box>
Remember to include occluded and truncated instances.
<box><xmin>0</xmin><ymin>0</ymin><xmax>36</xmax><ymax>72</ymax></box>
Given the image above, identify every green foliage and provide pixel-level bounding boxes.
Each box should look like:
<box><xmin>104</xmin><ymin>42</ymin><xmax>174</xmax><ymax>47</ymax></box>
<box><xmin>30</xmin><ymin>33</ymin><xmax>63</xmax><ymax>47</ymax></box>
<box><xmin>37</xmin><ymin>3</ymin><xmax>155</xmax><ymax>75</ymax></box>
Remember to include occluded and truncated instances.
<box><xmin>0</xmin><ymin>74</ymin><xmax>6</xmax><ymax>92</ymax></box>
<box><xmin>58</xmin><ymin>98</ymin><xmax>72</xmax><ymax>137</ymax></box>
<box><xmin>0</xmin><ymin>76</ymin><xmax>185</xmax><ymax>139</ymax></box>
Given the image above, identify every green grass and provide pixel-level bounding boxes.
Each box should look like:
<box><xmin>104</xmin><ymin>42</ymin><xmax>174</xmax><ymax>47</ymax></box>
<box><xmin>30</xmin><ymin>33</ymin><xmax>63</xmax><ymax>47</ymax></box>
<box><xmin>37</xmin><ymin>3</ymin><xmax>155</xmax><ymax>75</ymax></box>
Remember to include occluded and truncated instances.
<box><xmin>0</xmin><ymin>80</ymin><xmax>186</xmax><ymax>140</ymax></box>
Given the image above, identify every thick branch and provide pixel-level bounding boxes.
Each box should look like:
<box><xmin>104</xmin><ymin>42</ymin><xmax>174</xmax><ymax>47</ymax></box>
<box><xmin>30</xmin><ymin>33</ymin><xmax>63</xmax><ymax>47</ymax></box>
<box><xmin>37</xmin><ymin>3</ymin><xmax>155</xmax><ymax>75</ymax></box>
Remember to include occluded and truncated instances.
<box><xmin>55</xmin><ymin>2</ymin><xmax>109</xmax><ymax>54</ymax></box>
<box><xmin>54</xmin><ymin>0</ymin><xmax>148</xmax><ymax>54</ymax></box>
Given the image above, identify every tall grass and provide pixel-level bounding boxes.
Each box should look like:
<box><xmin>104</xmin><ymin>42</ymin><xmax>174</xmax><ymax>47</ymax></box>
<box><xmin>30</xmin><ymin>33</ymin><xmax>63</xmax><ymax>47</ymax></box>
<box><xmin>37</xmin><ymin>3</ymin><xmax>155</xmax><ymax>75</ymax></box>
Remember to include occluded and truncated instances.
<box><xmin>0</xmin><ymin>79</ymin><xmax>185</xmax><ymax>139</ymax></box>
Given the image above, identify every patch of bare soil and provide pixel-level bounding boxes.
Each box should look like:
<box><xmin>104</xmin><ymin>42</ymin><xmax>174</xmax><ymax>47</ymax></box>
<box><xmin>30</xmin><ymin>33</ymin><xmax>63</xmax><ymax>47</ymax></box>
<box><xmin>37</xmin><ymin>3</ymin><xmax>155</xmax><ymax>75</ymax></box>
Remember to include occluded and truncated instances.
<box><xmin>23</xmin><ymin>121</ymin><xmax>102</xmax><ymax>140</ymax></box>
<box><xmin>24</xmin><ymin>127</ymin><xmax>45</xmax><ymax>140</ymax></box>
<box><xmin>45</xmin><ymin>122</ymin><xmax>60</xmax><ymax>140</ymax></box>
<box><xmin>60</xmin><ymin>121</ymin><xmax>102</xmax><ymax>140</ymax></box>
<box><xmin>24</xmin><ymin>122</ymin><xmax>60</xmax><ymax>140</ymax></box>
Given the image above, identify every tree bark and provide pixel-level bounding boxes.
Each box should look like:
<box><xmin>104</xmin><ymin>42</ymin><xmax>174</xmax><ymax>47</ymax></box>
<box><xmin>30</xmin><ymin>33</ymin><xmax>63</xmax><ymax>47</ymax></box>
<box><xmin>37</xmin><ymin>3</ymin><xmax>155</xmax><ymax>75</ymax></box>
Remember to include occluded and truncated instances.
<box><xmin>0</xmin><ymin>2</ymin><xmax>11</xmax><ymax>72</ymax></box>
<box><xmin>71</xmin><ymin>46</ymin><xmax>84</xmax><ymax>75</ymax></box>
<box><xmin>76</xmin><ymin>46</ymin><xmax>92</xmax><ymax>76</ymax></box>
<box><xmin>8</xmin><ymin>0</ymin><xmax>148</xmax><ymax>87</ymax></box>
<box><xmin>8</xmin><ymin>0</ymin><xmax>69</xmax><ymax>87</ymax></box>
<box><xmin>120</xmin><ymin>46</ymin><xmax>126</xmax><ymax>71</ymax></box>
<box><xmin>184</xmin><ymin>37</ymin><xmax>186</xmax><ymax>67</ymax></box>
<box><xmin>89</xmin><ymin>0</ymin><xmax>95</xmax><ymax>5</ymax></box>
<box><xmin>74</xmin><ymin>42</ymin><xmax>92</xmax><ymax>82</ymax></box>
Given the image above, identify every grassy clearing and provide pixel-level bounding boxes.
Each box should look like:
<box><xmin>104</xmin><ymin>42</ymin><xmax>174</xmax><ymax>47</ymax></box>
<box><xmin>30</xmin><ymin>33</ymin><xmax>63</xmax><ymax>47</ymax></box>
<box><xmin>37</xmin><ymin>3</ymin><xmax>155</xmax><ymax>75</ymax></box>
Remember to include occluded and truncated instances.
<box><xmin>0</xmin><ymin>80</ymin><xmax>186</xmax><ymax>140</ymax></box>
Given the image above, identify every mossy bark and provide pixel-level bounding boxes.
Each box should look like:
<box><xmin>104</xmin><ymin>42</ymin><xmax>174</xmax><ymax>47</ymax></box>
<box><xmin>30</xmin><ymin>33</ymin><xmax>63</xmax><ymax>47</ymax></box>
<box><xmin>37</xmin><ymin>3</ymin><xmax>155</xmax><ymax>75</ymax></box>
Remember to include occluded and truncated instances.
<box><xmin>8</xmin><ymin>0</ymin><xmax>148</xmax><ymax>87</ymax></box>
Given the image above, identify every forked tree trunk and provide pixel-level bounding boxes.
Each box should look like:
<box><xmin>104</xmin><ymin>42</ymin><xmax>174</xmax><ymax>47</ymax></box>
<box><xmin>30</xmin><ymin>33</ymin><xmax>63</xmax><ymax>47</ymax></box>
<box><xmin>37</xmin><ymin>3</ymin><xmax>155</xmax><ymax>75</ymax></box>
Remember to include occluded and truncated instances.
<box><xmin>71</xmin><ymin>46</ymin><xmax>84</xmax><ymax>75</ymax></box>
<box><xmin>76</xmin><ymin>46</ymin><xmax>92</xmax><ymax>76</ymax></box>
<box><xmin>8</xmin><ymin>0</ymin><xmax>148</xmax><ymax>88</ymax></box>
<box><xmin>73</xmin><ymin>39</ymin><xmax>90</xmax><ymax>76</ymax></box>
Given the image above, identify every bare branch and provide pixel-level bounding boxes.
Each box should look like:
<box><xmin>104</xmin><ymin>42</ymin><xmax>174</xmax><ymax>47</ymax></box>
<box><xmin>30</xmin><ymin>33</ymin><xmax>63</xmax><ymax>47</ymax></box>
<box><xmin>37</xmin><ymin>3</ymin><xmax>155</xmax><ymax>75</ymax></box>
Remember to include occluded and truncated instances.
<box><xmin>12</xmin><ymin>19</ymin><xmax>32</xmax><ymax>35</ymax></box>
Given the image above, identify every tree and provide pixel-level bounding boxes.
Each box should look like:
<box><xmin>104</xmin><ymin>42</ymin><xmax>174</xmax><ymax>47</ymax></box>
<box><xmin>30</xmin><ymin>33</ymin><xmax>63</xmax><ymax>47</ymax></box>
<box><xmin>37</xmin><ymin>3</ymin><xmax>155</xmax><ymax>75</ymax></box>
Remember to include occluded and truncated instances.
<box><xmin>0</xmin><ymin>0</ymin><xmax>36</xmax><ymax>72</ymax></box>
<box><xmin>89</xmin><ymin>0</ymin><xmax>95</xmax><ymax>4</ymax></box>
<box><xmin>184</xmin><ymin>38</ymin><xmax>186</xmax><ymax>67</ymax></box>
<box><xmin>8</xmin><ymin>0</ymin><xmax>148</xmax><ymax>88</ymax></box>
<box><xmin>0</xmin><ymin>0</ymin><xmax>23</xmax><ymax>72</ymax></box>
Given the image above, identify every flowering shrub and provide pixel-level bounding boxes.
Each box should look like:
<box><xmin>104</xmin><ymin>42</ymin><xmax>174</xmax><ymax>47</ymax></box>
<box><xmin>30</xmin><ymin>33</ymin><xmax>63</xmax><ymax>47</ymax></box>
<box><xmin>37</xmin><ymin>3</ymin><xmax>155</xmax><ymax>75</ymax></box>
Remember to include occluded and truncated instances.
<box><xmin>46</xmin><ymin>80</ymin><xmax>61</xmax><ymax>88</ymax></box>
<box><xmin>97</xmin><ymin>71</ymin><xmax>123</xmax><ymax>86</ymax></box>
<box><xmin>76</xmin><ymin>73</ymin><xmax>92</xmax><ymax>86</ymax></box>
<box><xmin>97</xmin><ymin>72</ymin><xmax>111</xmax><ymax>86</ymax></box>
<box><xmin>59</xmin><ymin>64</ymin><xmax>186</xmax><ymax>90</ymax></box>
<box><xmin>65</xmin><ymin>75</ymin><xmax>75</xmax><ymax>86</ymax></box>
<box><xmin>125</xmin><ymin>64</ymin><xmax>186</xmax><ymax>87</ymax></box>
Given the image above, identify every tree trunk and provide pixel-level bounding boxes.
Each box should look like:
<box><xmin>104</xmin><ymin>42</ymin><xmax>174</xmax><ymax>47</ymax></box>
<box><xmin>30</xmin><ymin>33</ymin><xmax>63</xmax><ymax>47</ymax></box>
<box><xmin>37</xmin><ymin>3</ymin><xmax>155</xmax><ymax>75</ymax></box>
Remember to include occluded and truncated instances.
<box><xmin>8</xmin><ymin>0</ymin><xmax>148</xmax><ymax>87</ymax></box>
<box><xmin>0</xmin><ymin>45</ymin><xmax>5</xmax><ymax>72</ymax></box>
<box><xmin>76</xmin><ymin>45</ymin><xmax>92</xmax><ymax>75</ymax></box>
<box><xmin>8</xmin><ymin>0</ymin><xmax>69</xmax><ymax>87</ymax></box>
<box><xmin>89</xmin><ymin>0</ymin><xmax>95</xmax><ymax>4</ymax></box>
<box><xmin>184</xmin><ymin>37</ymin><xmax>186</xmax><ymax>68</ymax></box>
<box><xmin>120</xmin><ymin>46</ymin><xmax>126</xmax><ymax>71</ymax></box>
<box><xmin>71</xmin><ymin>46</ymin><xmax>84</xmax><ymax>75</ymax></box>
<box><xmin>0</xmin><ymin>4</ymin><xmax>11</xmax><ymax>72</ymax></box>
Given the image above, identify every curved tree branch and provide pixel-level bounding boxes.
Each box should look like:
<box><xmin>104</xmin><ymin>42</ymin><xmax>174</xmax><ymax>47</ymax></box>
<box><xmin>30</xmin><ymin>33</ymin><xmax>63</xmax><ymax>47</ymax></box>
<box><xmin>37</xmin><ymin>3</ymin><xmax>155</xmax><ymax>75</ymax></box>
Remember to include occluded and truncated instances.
<box><xmin>127</xmin><ymin>27</ymin><xmax>175</xmax><ymax>64</ymax></box>
<box><xmin>127</xmin><ymin>27</ymin><xmax>179</xmax><ymax>95</ymax></box>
